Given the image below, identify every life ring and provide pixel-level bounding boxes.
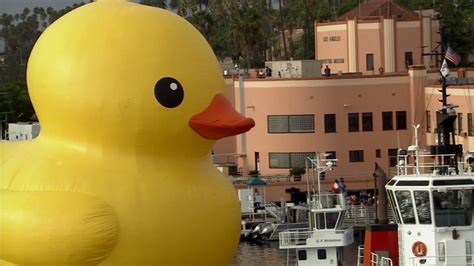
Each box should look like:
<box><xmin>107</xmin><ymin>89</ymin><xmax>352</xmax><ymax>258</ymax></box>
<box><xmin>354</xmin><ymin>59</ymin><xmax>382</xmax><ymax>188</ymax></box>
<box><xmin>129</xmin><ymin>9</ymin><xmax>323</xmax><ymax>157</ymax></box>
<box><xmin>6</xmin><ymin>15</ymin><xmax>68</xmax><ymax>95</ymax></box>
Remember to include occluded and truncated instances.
<box><xmin>412</xmin><ymin>241</ymin><xmax>427</xmax><ymax>257</ymax></box>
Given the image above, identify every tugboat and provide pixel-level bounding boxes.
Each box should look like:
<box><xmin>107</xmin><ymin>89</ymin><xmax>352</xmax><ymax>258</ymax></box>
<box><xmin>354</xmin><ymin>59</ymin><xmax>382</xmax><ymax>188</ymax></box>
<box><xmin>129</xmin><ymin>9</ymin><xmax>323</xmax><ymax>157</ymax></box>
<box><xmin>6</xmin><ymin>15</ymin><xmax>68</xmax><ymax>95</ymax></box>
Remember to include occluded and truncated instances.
<box><xmin>363</xmin><ymin>68</ymin><xmax>474</xmax><ymax>264</ymax></box>
<box><xmin>279</xmin><ymin>154</ymin><xmax>354</xmax><ymax>265</ymax></box>
<box><xmin>381</xmin><ymin>136</ymin><xmax>474</xmax><ymax>265</ymax></box>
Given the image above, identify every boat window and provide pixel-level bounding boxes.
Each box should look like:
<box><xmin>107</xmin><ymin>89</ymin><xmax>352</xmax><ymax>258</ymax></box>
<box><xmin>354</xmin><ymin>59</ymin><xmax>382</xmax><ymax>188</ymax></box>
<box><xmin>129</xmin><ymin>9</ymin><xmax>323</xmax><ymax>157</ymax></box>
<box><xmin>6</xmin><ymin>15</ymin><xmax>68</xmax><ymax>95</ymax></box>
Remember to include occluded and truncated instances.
<box><xmin>396</xmin><ymin>181</ymin><xmax>429</xmax><ymax>186</ymax></box>
<box><xmin>317</xmin><ymin>249</ymin><xmax>327</xmax><ymax>260</ymax></box>
<box><xmin>433</xmin><ymin>189</ymin><xmax>473</xmax><ymax>227</ymax></box>
<box><xmin>387</xmin><ymin>180</ymin><xmax>397</xmax><ymax>186</ymax></box>
<box><xmin>315</xmin><ymin>212</ymin><xmax>339</xmax><ymax>229</ymax></box>
<box><xmin>316</xmin><ymin>213</ymin><xmax>325</xmax><ymax>229</ymax></box>
<box><xmin>387</xmin><ymin>190</ymin><xmax>402</xmax><ymax>224</ymax></box>
<box><xmin>326</xmin><ymin>212</ymin><xmax>339</xmax><ymax>229</ymax></box>
<box><xmin>336</xmin><ymin>211</ymin><xmax>345</xmax><ymax>228</ymax></box>
<box><xmin>298</xmin><ymin>250</ymin><xmax>307</xmax><ymax>260</ymax></box>
<box><xmin>433</xmin><ymin>179</ymin><xmax>474</xmax><ymax>186</ymax></box>
<box><xmin>414</xmin><ymin>191</ymin><xmax>431</xmax><ymax>224</ymax></box>
<box><xmin>395</xmin><ymin>191</ymin><xmax>416</xmax><ymax>224</ymax></box>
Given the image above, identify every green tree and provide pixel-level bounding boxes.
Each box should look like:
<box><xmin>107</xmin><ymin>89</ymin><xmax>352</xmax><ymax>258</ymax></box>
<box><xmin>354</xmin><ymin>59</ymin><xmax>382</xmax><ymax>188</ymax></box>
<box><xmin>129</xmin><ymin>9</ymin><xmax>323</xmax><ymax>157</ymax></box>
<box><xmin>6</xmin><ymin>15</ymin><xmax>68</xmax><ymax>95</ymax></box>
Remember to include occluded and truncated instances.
<box><xmin>438</xmin><ymin>0</ymin><xmax>474</xmax><ymax>65</ymax></box>
<box><xmin>0</xmin><ymin>81</ymin><xmax>35</xmax><ymax>123</ymax></box>
<box><xmin>140</xmin><ymin>0</ymin><xmax>167</xmax><ymax>8</ymax></box>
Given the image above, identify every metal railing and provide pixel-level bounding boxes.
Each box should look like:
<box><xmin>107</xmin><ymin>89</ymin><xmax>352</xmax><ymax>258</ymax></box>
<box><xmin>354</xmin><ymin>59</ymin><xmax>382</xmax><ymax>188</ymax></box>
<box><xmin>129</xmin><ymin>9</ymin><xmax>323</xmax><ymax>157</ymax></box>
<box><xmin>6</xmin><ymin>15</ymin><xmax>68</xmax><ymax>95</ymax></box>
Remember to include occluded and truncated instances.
<box><xmin>408</xmin><ymin>255</ymin><xmax>474</xmax><ymax>266</ymax></box>
<box><xmin>279</xmin><ymin>229</ymin><xmax>311</xmax><ymax>247</ymax></box>
<box><xmin>343</xmin><ymin>205</ymin><xmax>395</xmax><ymax>225</ymax></box>
<box><xmin>279</xmin><ymin>228</ymin><xmax>351</xmax><ymax>248</ymax></box>
<box><xmin>309</xmin><ymin>192</ymin><xmax>345</xmax><ymax>210</ymax></box>
<box><xmin>396</xmin><ymin>152</ymin><xmax>474</xmax><ymax>176</ymax></box>
<box><xmin>357</xmin><ymin>245</ymin><xmax>365</xmax><ymax>266</ymax></box>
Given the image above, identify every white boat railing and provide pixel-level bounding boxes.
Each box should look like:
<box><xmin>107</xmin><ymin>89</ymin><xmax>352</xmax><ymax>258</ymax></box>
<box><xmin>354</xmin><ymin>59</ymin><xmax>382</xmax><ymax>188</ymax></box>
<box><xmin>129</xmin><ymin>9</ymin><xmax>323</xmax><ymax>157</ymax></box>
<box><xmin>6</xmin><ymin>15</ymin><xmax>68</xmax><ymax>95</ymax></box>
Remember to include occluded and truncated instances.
<box><xmin>408</xmin><ymin>255</ymin><xmax>474</xmax><ymax>266</ymax></box>
<box><xmin>357</xmin><ymin>245</ymin><xmax>364</xmax><ymax>266</ymax></box>
<box><xmin>279</xmin><ymin>228</ymin><xmax>353</xmax><ymax>248</ymax></box>
<box><xmin>371</xmin><ymin>252</ymin><xmax>379</xmax><ymax>265</ymax></box>
<box><xmin>279</xmin><ymin>229</ymin><xmax>312</xmax><ymax>246</ymax></box>
<box><xmin>397</xmin><ymin>152</ymin><xmax>473</xmax><ymax>176</ymax></box>
<box><xmin>344</xmin><ymin>205</ymin><xmax>395</xmax><ymax>225</ymax></box>
<box><xmin>370</xmin><ymin>252</ymin><xmax>394</xmax><ymax>266</ymax></box>
<box><xmin>309</xmin><ymin>192</ymin><xmax>345</xmax><ymax>210</ymax></box>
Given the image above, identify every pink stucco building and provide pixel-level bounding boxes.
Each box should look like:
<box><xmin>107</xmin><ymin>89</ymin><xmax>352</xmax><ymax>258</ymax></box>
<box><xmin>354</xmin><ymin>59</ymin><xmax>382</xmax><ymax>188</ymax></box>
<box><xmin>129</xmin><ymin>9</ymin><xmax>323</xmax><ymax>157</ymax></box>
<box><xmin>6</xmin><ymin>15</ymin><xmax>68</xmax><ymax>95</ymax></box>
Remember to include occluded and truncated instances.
<box><xmin>215</xmin><ymin>67</ymin><xmax>474</xmax><ymax>202</ymax></box>
<box><xmin>316</xmin><ymin>0</ymin><xmax>440</xmax><ymax>75</ymax></box>
<box><xmin>213</xmin><ymin>1</ymin><xmax>472</xmax><ymax>203</ymax></box>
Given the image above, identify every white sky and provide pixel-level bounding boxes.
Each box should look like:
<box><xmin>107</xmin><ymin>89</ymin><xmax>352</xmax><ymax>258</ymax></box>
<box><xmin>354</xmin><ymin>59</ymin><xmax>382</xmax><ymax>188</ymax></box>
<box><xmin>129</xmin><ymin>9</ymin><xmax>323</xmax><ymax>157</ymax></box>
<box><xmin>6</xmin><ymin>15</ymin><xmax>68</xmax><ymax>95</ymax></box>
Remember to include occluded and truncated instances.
<box><xmin>0</xmin><ymin>0</ymin><xmax>88</xmax><ymax>15</ymax></box>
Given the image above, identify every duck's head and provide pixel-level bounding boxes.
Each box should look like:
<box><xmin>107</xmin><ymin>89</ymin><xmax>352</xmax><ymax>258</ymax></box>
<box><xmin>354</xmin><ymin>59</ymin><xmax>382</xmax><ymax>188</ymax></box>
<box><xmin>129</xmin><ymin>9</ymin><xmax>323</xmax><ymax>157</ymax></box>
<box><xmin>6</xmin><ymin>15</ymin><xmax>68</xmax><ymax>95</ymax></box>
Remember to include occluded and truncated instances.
<box><xmin>27</xmin><ymin>0</ymin><xmax>254</xmax><ymax>157</ymax></box>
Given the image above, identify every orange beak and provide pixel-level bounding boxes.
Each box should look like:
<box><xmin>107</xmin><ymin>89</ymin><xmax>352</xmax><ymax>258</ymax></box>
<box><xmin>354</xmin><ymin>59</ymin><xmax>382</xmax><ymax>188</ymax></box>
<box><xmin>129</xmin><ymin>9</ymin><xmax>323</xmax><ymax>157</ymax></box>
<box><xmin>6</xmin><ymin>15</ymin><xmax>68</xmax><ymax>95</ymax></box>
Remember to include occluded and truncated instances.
<box><xmin>189</xmin><ymin>94</ymin><xmax>255</xmax><ymax>140</ymax></box>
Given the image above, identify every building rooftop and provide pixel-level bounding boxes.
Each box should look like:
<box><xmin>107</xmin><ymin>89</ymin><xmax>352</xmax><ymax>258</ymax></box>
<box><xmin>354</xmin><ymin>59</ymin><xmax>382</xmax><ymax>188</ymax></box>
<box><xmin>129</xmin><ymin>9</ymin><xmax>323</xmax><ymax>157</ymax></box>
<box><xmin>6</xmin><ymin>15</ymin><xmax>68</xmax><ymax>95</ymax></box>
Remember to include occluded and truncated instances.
<box><xmin>338</xmin><ymin>0</ymin><xmax>420</xmax><ymax>21</ymax></box>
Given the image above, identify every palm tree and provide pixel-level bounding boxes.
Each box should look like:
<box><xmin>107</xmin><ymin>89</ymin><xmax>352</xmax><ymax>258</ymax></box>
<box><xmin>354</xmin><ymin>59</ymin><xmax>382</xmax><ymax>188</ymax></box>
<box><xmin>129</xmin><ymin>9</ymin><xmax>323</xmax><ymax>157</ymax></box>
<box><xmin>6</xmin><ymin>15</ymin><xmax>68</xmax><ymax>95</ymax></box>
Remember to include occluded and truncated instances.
<box><xmin>140</xmin><ymin>0</ymin><xmax>167</xmax><ymax>8</ymax></box>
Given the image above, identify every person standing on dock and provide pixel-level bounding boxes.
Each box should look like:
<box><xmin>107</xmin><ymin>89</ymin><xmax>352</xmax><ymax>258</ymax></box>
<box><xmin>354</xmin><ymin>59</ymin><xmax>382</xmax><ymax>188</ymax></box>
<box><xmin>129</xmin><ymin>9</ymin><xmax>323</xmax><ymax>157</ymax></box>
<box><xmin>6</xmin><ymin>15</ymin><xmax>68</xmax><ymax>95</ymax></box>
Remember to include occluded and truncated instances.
<box><xmin>338</xmin><ymin>178</ymin><xmax>346</xmax><ymax>193</ymax></box>
<box><xmin>332</xmin><ymin>179</ymin><xmax>340</xmax><ymax>193</ymax></box>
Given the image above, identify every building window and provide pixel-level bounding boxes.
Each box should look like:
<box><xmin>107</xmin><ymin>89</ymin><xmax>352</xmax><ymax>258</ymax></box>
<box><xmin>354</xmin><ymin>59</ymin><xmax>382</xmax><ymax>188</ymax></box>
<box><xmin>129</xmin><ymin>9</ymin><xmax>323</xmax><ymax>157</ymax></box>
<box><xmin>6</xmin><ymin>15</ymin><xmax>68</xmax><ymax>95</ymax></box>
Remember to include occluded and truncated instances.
<box><xmin>458</xmin><ymin>113</ymin><xmax>464</xmax><ymax>135</ymax></box>
<box><xmin>269</xmin><ymin>152</ymin><xmax>316</xmax><ymax>168</ymax></box>
<box><xmin>325</xmin><ymin>114</ymin><xmax>336</xmax><ymax>133</ymax></box>
<box><xmin>362</xmin><ymin>112</ymin><xmax>373</xmax><ymax>131</ymax></box>
<box><xmin>396</xmin><ymin>111</ymin><xmax>407</xmax><ymax>130</ymax></box>
<box><xmin>349</xmin><ymin>150</ymin><xmax>364</xmax><ymax>162</ymax></box>
<box><xmin>268</xmin><ymin>115</ymin><xmax>314</xmax><ymax>133</ymax></box>
<box><xmin>298</xmin><ymin>250</ymin><xmax>307</xmax><ymax>260</ymax></box>
<box><xmin>348</xmin><ymin>113</ymin><xmax>359</xmax><ymax>132</ymax></box>
<box><xmin>325</xmin><ymin>151</ymin><xmax>336</xmax><ymax>159</ymax></box>
<box><xmin>376</xmin><ymin>149</ymin><xmax>381</xmax><ymax>158</ymax></box>
<box><xmin>426</xmin><ymin>111</ymin><xmax>431</xmax><ymax>132</ymax></box>
<box><xmin>290</xmin><ymin>115</ymin><xmax>315</xmax><ymax>133</ymax></box>
<box><xmin>388</xmin><ymin>148</ymin><xmax>398</xmax><ymax>167</ymax></box>
<box><xmin>405</xmin><ymin>52</ymin><xmax>413</xmax><ymax>67</ymax></box>
<box><xmin>382</xmin><ymin>112</ymin><xmax>393</xmax><ymax>130</ymax></box>
<box><xmin>469</xmin><ymin>113</ymin><xmax>474</xmax><ymax>136</ymax></box>
<box><xmin>366</xmin><ymin>53</ymin><xmax>374</xmax><ymax>71</ymax></box>
<box><xmin>317</xmin><ymin>249</ymin><xmax>327</xmax><ymax>260</ymax></box>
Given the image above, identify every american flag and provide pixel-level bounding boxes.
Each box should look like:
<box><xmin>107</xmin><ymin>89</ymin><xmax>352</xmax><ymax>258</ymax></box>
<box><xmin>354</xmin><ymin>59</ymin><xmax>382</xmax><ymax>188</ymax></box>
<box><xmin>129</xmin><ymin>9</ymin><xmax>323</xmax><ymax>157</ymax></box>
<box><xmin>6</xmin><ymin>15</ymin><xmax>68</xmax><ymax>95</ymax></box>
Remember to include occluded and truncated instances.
<box><xmin>445</xmin><ymin>46</ymin><xmax>461</xmax><ymax>66</ymax></box>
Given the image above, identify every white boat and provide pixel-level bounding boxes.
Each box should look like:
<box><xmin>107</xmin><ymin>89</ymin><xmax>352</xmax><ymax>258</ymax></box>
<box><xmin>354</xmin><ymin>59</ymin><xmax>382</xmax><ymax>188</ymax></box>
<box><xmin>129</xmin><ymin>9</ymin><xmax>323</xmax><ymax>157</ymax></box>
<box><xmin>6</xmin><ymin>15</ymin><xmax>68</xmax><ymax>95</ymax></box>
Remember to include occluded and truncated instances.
<box><xmin>363</xmin><ymin>139</ymin><xmax>474</xmax><ymax>266</ymax></box>
<box><xmin>362</xmin><ymin>78</ymin><xmax>474</xmax><ymax>265</ymax></box>
<box><xmin>279</xmin><ymin>155</ymin><xmax>354</xmax><ymax>265</ymax></box>
<box><xmin>381</xmin><ymin>148</ymin><xmax>474</xmax><ymax>265</ymax></box>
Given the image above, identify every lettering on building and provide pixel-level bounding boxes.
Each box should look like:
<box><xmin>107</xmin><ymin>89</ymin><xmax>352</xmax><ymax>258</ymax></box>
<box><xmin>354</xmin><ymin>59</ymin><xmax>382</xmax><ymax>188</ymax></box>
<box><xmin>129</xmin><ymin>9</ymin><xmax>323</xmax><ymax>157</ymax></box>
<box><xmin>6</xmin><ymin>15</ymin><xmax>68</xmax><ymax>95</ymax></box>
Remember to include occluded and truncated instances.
<box><xmin>323</xmin><ymin>36</ymin><xmax>341</xmax><ymax>42</ymax></box>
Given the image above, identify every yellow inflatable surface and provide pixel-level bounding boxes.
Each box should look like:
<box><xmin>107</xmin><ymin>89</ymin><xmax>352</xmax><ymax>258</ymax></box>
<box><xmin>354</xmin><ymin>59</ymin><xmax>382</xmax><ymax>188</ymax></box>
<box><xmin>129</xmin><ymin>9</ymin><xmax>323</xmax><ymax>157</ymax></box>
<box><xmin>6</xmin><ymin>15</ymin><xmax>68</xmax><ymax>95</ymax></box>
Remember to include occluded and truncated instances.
<box><xmin>0</xmin><ymin>0</ymin><xmax>255</xmax><ymax>265</ymax></box>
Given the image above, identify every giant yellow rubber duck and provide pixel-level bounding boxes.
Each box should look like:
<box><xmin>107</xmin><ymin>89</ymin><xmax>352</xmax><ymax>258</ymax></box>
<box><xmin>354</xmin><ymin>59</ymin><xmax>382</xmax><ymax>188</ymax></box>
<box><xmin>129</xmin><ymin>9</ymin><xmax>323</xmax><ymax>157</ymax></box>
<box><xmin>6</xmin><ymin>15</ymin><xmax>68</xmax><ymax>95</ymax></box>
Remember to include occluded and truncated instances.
<box><xmin>0</xmin><ymin>0</ymin><xmax>255</xmax><ymax>265</ymax></box>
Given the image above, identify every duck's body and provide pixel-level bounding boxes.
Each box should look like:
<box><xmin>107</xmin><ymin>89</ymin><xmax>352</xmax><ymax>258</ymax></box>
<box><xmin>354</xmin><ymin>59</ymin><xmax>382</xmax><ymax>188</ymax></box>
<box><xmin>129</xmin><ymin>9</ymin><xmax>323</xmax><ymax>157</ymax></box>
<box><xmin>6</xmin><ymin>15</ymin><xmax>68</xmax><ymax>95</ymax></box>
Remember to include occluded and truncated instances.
<box><xmin>0</xmin><ymin>1</ymin><xmax>254</xmax><ymax>265</ymax></box>
<box><xmin>1</xmin><ymin>139</ymin><xmax>239</xmax><ymax>265</ymax></box>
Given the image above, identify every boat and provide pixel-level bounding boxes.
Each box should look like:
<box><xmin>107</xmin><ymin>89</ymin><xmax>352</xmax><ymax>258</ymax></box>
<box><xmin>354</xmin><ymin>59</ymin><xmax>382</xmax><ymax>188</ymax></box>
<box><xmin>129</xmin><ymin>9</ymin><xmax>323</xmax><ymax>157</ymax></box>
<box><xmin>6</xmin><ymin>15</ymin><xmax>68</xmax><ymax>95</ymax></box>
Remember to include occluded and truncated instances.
<box><xmin>279</xmin><ymin>154</ymin><xmax>355</xmax><ymax>265</ymax></box>
<box><xmin>361</xmin><ymin>128</ymin><xmax>474</xmax><ymax>265</ymax></box>
<box><xmin>360</xmin><ymin>69</ymin><xmax>474</xmax><ymax>265</ymax></box>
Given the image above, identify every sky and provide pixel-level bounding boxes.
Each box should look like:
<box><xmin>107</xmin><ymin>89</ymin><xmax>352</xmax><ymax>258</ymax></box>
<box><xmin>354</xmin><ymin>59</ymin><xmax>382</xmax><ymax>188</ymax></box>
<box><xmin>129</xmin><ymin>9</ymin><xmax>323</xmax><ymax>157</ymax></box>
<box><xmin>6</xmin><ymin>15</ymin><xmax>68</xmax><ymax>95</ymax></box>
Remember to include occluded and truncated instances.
<box><xmin>0</xmin><ymin>0</ymin><xmax>144</xmax><ymax>52</ymax></box>
<box><xmin>0</xmin><ymin>0</ymin><xmax>87</xmax><ymax>15</ymax></box>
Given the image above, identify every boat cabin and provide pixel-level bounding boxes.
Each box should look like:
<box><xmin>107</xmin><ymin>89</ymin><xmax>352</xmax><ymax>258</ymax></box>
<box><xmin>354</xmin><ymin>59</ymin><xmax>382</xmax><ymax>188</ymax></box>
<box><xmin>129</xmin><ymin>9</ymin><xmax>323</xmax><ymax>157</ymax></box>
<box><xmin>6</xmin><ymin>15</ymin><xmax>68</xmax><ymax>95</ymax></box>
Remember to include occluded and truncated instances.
<box><xmin>386</xmin><ymin>150</ymin><xmax>474</xmax><ymax>265</ymax></box>
<box><xmin>279</xmin><ymin>192</ymin><xmax>354</xmax><ymax>265</ymax></box>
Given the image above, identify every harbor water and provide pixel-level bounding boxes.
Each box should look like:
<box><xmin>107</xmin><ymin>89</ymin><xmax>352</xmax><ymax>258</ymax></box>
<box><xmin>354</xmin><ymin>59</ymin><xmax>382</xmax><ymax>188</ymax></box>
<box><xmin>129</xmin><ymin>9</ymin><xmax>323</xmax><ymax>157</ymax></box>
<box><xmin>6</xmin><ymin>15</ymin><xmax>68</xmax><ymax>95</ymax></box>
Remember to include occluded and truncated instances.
<box><xmin>232</xmin><ymin>238</ymin><xmax>360</xmax><ymax>265</ymax></box>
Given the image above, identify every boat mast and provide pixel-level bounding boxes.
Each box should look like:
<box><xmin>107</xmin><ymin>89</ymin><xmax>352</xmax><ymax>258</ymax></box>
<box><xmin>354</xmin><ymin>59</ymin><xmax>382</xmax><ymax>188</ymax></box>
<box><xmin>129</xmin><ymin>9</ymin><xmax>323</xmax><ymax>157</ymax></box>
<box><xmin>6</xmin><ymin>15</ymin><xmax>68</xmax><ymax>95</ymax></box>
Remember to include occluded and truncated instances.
<box><xmin>424</xmin><ymin>13</ymin><xmax>462</xmax><ymax>174</ymax></box>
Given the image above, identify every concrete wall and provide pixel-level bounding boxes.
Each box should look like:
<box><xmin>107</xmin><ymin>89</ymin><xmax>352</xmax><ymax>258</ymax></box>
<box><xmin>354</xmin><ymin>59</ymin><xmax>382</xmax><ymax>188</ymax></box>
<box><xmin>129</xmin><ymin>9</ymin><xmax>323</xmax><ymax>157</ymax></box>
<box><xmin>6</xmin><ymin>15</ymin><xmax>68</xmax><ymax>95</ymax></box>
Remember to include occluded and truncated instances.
<box><xmin>316</xmin><ymin>22</ymin><xmax>349</xmax><ymax>73</ymax></box>
<box><xmin>316</xmin><ymin>17</ymin><xmax>440</xmax><ymax>74</ymax></box>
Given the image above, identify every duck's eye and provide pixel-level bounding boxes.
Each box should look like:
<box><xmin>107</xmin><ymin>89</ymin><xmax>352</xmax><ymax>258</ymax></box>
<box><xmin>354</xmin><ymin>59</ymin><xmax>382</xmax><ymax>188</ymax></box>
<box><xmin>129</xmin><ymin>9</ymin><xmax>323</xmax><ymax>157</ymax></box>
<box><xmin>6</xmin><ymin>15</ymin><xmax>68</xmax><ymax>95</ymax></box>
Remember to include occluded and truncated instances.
<box><xmin>154</xmin><ymin>77</ymin><xmax>184</xmax><ymax>108</ymax></box>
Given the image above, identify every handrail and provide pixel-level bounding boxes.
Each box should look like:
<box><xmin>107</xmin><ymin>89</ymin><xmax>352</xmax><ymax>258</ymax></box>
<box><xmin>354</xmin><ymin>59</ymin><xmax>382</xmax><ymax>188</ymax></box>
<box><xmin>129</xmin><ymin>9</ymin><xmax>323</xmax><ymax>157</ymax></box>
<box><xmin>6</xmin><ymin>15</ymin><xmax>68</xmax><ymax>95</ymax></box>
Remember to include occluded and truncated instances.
<box><xmin>396</xmin><ymin>152</ymin><xmax>474</xmax><ymax>176</ymax></box>
<box><xmin>357</xmin><ymin>245</ymin><xmax>365</xmax><ymax>266</ymax></box>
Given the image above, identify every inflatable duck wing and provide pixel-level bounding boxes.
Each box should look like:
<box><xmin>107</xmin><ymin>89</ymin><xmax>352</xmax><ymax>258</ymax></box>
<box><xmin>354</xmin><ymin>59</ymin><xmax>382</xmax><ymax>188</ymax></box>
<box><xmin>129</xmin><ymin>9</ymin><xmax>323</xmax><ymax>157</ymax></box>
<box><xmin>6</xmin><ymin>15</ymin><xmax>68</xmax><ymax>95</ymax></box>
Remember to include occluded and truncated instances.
<box><xmin>0</xmin><ymin>1</ymin><xmax>254</xmax><ymax>265</ymax></box>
